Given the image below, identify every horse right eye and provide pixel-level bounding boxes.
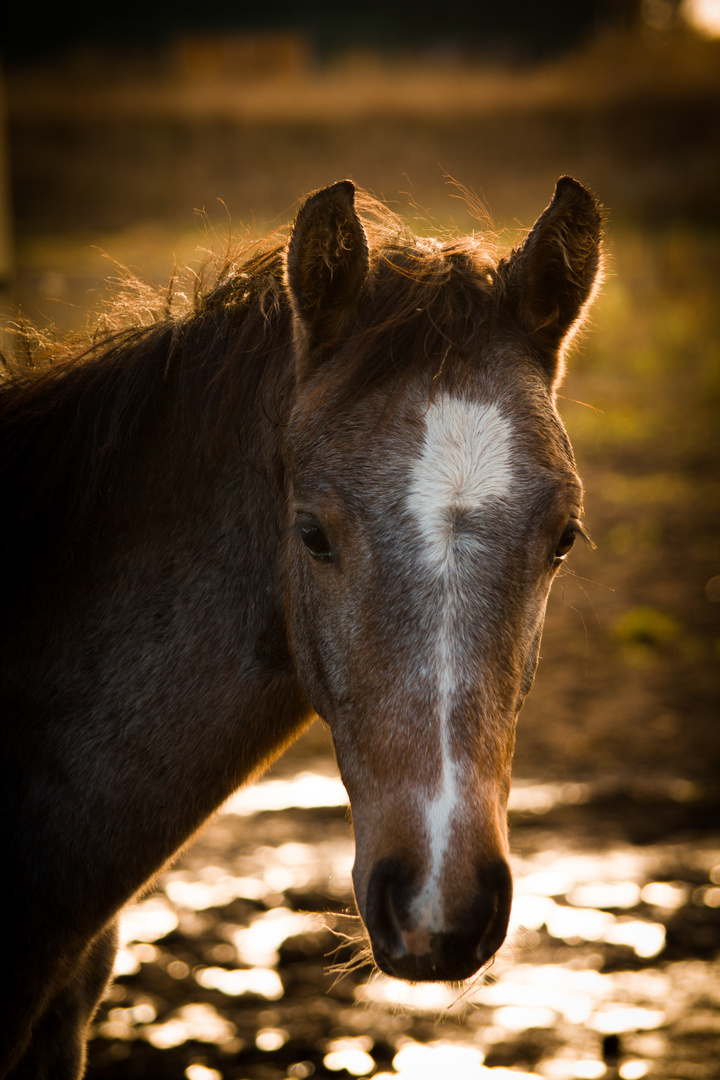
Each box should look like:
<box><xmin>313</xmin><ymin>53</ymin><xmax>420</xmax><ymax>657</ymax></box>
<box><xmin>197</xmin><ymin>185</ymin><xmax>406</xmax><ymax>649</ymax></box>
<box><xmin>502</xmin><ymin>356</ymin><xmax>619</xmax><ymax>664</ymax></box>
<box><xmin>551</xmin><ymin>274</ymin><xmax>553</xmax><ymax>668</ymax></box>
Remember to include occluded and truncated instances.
<box><xmin>300</xmin><ymin>525</ymin><xmax>334</xmax><ymax>562</ymax></box>
<box><xmin>553</xmin><ymin>526</ymin><xmax>577</xmax><ymax>562</ymax></box>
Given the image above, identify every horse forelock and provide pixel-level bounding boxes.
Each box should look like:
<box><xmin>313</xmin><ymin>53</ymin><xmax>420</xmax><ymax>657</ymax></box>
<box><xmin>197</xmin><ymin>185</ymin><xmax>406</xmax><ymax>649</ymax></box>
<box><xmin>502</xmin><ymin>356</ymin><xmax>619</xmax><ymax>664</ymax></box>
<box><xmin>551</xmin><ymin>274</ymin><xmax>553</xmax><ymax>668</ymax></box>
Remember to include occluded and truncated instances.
<box><xmin>290</xmin><ymin>243</ymin><xmax>501</xmax><ymax>429</ymax></box>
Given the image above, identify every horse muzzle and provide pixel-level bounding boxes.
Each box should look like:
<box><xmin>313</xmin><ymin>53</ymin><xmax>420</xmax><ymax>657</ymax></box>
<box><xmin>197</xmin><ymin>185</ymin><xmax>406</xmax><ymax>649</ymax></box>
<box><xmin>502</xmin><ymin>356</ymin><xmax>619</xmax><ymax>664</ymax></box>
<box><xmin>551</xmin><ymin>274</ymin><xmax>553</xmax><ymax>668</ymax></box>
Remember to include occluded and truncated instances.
<box><xmin>362</xmin><ymin>855</ymin><xmax>513</xmax><ymax>982</ymax></box>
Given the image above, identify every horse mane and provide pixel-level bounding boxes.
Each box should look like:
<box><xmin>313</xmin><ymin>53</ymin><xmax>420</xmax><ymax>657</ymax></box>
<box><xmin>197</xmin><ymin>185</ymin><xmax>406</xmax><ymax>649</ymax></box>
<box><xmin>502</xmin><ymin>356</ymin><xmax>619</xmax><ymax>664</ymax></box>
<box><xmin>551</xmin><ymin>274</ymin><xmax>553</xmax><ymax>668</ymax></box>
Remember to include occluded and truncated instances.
<box><xmin>0</xmin><ymin>191</ymin><xmax>500</xmax><ymax>566</ymax></box>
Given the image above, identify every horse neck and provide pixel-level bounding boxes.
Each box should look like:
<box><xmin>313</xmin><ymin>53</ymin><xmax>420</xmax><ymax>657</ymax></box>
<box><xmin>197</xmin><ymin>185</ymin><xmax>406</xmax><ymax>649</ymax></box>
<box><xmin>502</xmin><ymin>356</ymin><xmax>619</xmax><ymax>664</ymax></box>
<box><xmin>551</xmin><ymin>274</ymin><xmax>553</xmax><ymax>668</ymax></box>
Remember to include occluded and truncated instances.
<box><xmin>2</xmin><ymin>300</ymin><xmax>307</xmax><ymax>794</ymax></box>
<box><xmin>0</xmin><ymin>302</ymin><xmax>314</xmax><ymax>932</ymax></box>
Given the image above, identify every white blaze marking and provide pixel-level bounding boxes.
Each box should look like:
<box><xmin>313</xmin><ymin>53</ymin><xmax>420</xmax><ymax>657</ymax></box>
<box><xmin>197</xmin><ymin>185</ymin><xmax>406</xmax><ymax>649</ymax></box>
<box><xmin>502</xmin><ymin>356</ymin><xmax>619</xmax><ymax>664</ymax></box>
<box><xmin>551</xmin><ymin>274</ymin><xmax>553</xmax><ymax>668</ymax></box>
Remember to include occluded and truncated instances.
<box><xmin>406</xmin><ymin>397</ymin><xmax>515</xmax><ymax>937</ymax></box>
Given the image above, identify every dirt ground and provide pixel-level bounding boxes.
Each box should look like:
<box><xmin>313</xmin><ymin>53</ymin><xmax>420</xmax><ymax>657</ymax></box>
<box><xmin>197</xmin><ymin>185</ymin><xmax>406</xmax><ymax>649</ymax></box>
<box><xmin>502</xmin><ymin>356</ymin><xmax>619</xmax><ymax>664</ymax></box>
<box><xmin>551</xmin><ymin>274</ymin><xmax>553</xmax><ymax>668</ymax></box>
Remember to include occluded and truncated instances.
<box><xmin>4</xmin><ymin>29</ymin><xmax>720</xmax><ymax>1079</ymax></box>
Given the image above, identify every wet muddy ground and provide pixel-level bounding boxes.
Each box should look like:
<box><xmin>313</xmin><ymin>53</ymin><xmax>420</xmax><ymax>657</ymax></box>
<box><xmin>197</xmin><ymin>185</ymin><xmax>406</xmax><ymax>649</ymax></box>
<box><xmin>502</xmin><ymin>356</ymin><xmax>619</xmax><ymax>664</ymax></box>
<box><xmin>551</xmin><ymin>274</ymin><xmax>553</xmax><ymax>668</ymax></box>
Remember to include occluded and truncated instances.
<box><xmin>83</xmin><ymin>731</ymin><xmax>720</xmax><ymax>1080</ymax></box>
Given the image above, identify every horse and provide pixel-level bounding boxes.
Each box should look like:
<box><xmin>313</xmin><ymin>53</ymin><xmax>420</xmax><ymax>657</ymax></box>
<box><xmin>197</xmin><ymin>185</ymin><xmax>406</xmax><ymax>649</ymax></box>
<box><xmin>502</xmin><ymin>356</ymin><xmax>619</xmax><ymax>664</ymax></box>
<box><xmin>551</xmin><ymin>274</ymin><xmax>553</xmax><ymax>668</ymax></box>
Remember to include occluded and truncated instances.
<box><xmin>0</xmin><ymin>176</ymin><xmax>603</xmax><ymax>1078</ymax></box>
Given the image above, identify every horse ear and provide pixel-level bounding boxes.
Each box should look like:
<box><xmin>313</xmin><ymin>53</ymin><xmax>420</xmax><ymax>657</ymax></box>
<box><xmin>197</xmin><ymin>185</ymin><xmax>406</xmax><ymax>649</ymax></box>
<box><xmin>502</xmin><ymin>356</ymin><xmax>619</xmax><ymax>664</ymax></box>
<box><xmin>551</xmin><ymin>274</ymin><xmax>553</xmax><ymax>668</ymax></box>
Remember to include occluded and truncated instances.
<box><xmin>286</xmin><ymin>180</ymin><xmax>369</xmax><ymax>371</ymax></box>
<box><xmin>500</xmin><ymin>176</ymin><xmax>604</xmax><ymax>389</ymax></box>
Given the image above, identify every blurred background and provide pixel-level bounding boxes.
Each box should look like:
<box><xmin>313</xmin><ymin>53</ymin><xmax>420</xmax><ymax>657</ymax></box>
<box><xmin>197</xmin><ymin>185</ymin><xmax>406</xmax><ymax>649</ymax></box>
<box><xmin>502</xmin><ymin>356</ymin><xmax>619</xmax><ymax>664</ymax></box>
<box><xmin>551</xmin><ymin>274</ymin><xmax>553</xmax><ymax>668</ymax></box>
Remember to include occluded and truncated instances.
<box><xmin>2</xmin><ymin>2</ymin><xmax>719</xmax><ymax>1078</ymax></box>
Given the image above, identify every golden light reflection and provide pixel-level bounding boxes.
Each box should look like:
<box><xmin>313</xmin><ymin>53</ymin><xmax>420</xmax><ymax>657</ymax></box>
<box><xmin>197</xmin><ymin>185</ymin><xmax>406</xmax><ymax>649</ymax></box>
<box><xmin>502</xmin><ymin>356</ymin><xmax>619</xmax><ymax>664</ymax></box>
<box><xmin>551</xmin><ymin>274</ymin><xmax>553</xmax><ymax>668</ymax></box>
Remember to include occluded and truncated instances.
<box><xmin>538</xmin><ymin>1060</ymin><xmax>606</xmax><ymax>1080</ymax></box>
<box><xmin>323</xmin><ymin>1036</ymin><xmax>375</xmax><ymax>1075</ymax></box>
<box><xmin>698</xmin><ymin>885</ymin><xmax>720</xmax><ymax>907</ymax></box>
<box><xmin>229</xmin><ymin>908</ymin><xmax>325</xmax><ymax>966</ymax></box>
<box><xmin>255</xmin><ymin>1027</ymin><xmax>288</xmax><ymax>1051</ymax></box>
<box><xmin>249</xmin><ymin>836</ymin><xmax>354</xmax><ymax>896</ymax></box>
<box><xmin>568</xmin><ymin>882</ymin><xmax>641</xmax><ymax>909</ymax></box>
<box><xmin>618</xmin><ymin>1062</ymin><xmax>651</xmax><ymax>1079</ymax></box>
<box><xmin>143</xmin><ymin>1003</ymin><xmax>236</xmax><ymax>1048</ymax></box>
<box><xmin>510</xmin><ymin>893</ymin><xmax>558</xmax><ymax>930</ymax></box>
<box><xmin>118</xmin><ymin>895</ymin><xmax>178</xmax><ymax>944</ymax></box>
<box><xmin>508</xmin><ymin>781</ymin><xmax>591</xmax><ymax>814</ymax></box>
<box><xmin>602</xmin><ymin>919</ymin><xmax>666</xmax><ymax>959</ymax></box>
<box><xmin>165</xmin><ymin>872</ymin><xmax>269</xmax><ymax>908</ymax></box>
<box><xmin>639</xmin><ymin>881</ymin><xmax>687</xmax><ymax>909</ymax></box>
<box><xmin>391</xmin><ymin>1040</ymin><xmax>486</xmax><ymax>1078</ymax></box>
<box><xmin>509</xmin><ymin>893</ymin><xmax>666</xmax><ymax>958</ymax></box>
<box><xmin>492</xmin><ymin>1004</ymin><xmax>557</xmax><ymax>1030</ymax></box>
<box><xmin>588</xmin><ymin>1005</ymin><xmax>666</xmax><ymax>1034</ymax></box>
<box><xmin>356</xmin><ymin>953</ymin><xmax>683</xmax><ymax>1059</ymax></box>
<box><xmin>223</xmin><ymin>771</ymin><xmax>348</xmax><ymax>815</ymax></box>
<box><xmin>111</xmin><ymin>948</ymin><xmax>141</xmax><ymax>978</ymax></box>
<box><xmin>514</xmin><ymin>849</ymin><xmax>653</xmax><ymax>893</ymax></box>
<box><xmin>164</xmin><ymin>837</ymin><xmax>353</xmax><ymax>908</ymax></box>
<box><xmin>114</xmin><ymin>896</ymin><xmax>181</xmax><ymax>977</ymax></box>
<box><xmin>545</xmin><ymin>902</ymin><xmax>614</xmax><ymax>943</ymax></box>
<box><xmin>476</xmin><ymin>964</ymin><xmax>605</xmax><ymax>1025</ymax></box>
<box><xmin>184</xmin><ymin>1065</ymin><xmax>223</xmax><ymax>1080</ymax></box>
<box><xmin>509</xmin><ymin>849</ymin><xmax>669</xmax><ymax>957</ymax></box>
<box><xmin>99</xmin><ymin>1002</ymin><xmax>157</xmax><ymax>1037</ymax></box>
<box><xmin>195</xmin><ymin>965</ymin><xmax>284</xmax><ymax>1000</ymax></box>
<box><xmin>682</xmin><ymin>0</ymin><xmax>720</xmax><ymax>36</ymax></box>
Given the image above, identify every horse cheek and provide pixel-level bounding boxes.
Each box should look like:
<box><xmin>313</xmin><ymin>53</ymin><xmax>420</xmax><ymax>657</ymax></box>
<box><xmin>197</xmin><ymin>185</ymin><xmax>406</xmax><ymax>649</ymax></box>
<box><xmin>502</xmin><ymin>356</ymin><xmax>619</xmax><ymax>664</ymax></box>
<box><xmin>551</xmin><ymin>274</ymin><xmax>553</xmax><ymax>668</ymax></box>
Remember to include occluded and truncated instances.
<box><xmin>286</xmin><ymin>561</ymin><xmax>339</xmax><ymax>723</ymax></box>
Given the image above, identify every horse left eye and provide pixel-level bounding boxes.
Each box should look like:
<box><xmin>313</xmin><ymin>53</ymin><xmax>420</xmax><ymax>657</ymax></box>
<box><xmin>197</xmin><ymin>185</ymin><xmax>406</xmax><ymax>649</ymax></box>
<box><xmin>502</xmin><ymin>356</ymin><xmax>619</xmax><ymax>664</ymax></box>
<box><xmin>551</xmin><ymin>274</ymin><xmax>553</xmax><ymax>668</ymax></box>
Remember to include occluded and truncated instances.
<box><xmin>301</xmin><ymin>525</ymin><xmax>334</xmax><ymax>562</ymax></box>
<box><xmin>553</xmin><ymin>525</ymin><xmax>577</xmax><ymax>564</ymax></box>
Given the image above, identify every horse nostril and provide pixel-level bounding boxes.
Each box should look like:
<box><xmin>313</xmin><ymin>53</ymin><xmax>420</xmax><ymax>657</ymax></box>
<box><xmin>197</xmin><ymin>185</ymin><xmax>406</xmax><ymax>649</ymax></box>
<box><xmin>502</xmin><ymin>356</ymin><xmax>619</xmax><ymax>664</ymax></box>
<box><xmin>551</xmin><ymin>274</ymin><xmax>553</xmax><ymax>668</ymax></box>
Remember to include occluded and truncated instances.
<box><xmin>365</xmin><ymin>856</ymin><xmax>415</xmax><ymax>959</ymax></box>
<box><xmin>363</xmin><ymin>855</ymin><xmax>513</xmax><ymax>982</ymax></box>
<box><xmin>474</xmin><ymin>858</ymin><xmax>514</xmax><ymax>966</ymax></box>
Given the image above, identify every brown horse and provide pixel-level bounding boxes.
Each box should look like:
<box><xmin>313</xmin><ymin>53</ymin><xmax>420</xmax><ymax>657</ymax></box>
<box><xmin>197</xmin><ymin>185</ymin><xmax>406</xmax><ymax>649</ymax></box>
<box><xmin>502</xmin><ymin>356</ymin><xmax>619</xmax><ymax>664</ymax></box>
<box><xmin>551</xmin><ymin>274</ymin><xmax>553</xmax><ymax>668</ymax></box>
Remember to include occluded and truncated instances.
<box><xmin>0</xmin><ymin>177</ymin><xmax>603</xmax><ymax>1078</ymax></box>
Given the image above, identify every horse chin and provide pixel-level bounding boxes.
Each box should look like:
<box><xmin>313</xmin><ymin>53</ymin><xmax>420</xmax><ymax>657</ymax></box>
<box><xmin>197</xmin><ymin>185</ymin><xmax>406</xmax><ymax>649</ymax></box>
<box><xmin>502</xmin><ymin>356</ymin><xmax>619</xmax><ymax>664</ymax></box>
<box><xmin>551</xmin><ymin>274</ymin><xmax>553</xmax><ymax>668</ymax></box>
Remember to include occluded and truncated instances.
<box><xmin>371</xmin><ymin>940</ymin><xmax>487</xmax><ymax>984</ymax></box>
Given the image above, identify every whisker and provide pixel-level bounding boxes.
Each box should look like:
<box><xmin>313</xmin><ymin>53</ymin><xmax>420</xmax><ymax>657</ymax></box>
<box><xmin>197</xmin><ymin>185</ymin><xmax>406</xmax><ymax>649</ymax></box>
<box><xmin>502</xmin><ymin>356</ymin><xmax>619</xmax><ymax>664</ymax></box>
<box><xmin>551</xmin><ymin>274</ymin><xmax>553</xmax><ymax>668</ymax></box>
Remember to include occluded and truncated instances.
<box><xmin>561</xmin><ymin>566</ymin><xmax>614</xmax><ymax>592</ymax></box>
<box><xmin>322</xmin><ymin>911</ymin><xmax>375</xmax><ymax>989</ymax></box>
<box><xmin>558</xmin><ymin>575</ymin><xmax>591</xmax><ymax>671</ymax></box>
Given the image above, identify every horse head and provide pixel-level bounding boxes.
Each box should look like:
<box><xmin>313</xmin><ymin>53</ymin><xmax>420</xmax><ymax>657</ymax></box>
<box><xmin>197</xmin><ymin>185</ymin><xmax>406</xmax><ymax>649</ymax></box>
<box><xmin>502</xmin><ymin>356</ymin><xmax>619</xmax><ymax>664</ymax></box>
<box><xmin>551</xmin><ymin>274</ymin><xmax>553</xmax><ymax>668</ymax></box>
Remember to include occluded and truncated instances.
<box><xmin>283</xmin><ymin>179</ymin><xmax>603</xmax><ymax>982</ymax></box>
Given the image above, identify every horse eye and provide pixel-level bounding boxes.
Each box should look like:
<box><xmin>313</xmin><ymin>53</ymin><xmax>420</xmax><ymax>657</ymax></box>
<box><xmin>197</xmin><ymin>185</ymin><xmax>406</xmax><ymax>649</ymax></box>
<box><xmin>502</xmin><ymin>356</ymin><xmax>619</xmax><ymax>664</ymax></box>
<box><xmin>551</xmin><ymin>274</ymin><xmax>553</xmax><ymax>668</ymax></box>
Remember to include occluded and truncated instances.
<box><xmin>553</xmin><ymin>525</ymin><xmax>578</xmax><ymax>564</ymax></box>
<box><xmin>300</xmin><ymin>525</ymin><xmax>333</xmax><ymax>562</ymax></box>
